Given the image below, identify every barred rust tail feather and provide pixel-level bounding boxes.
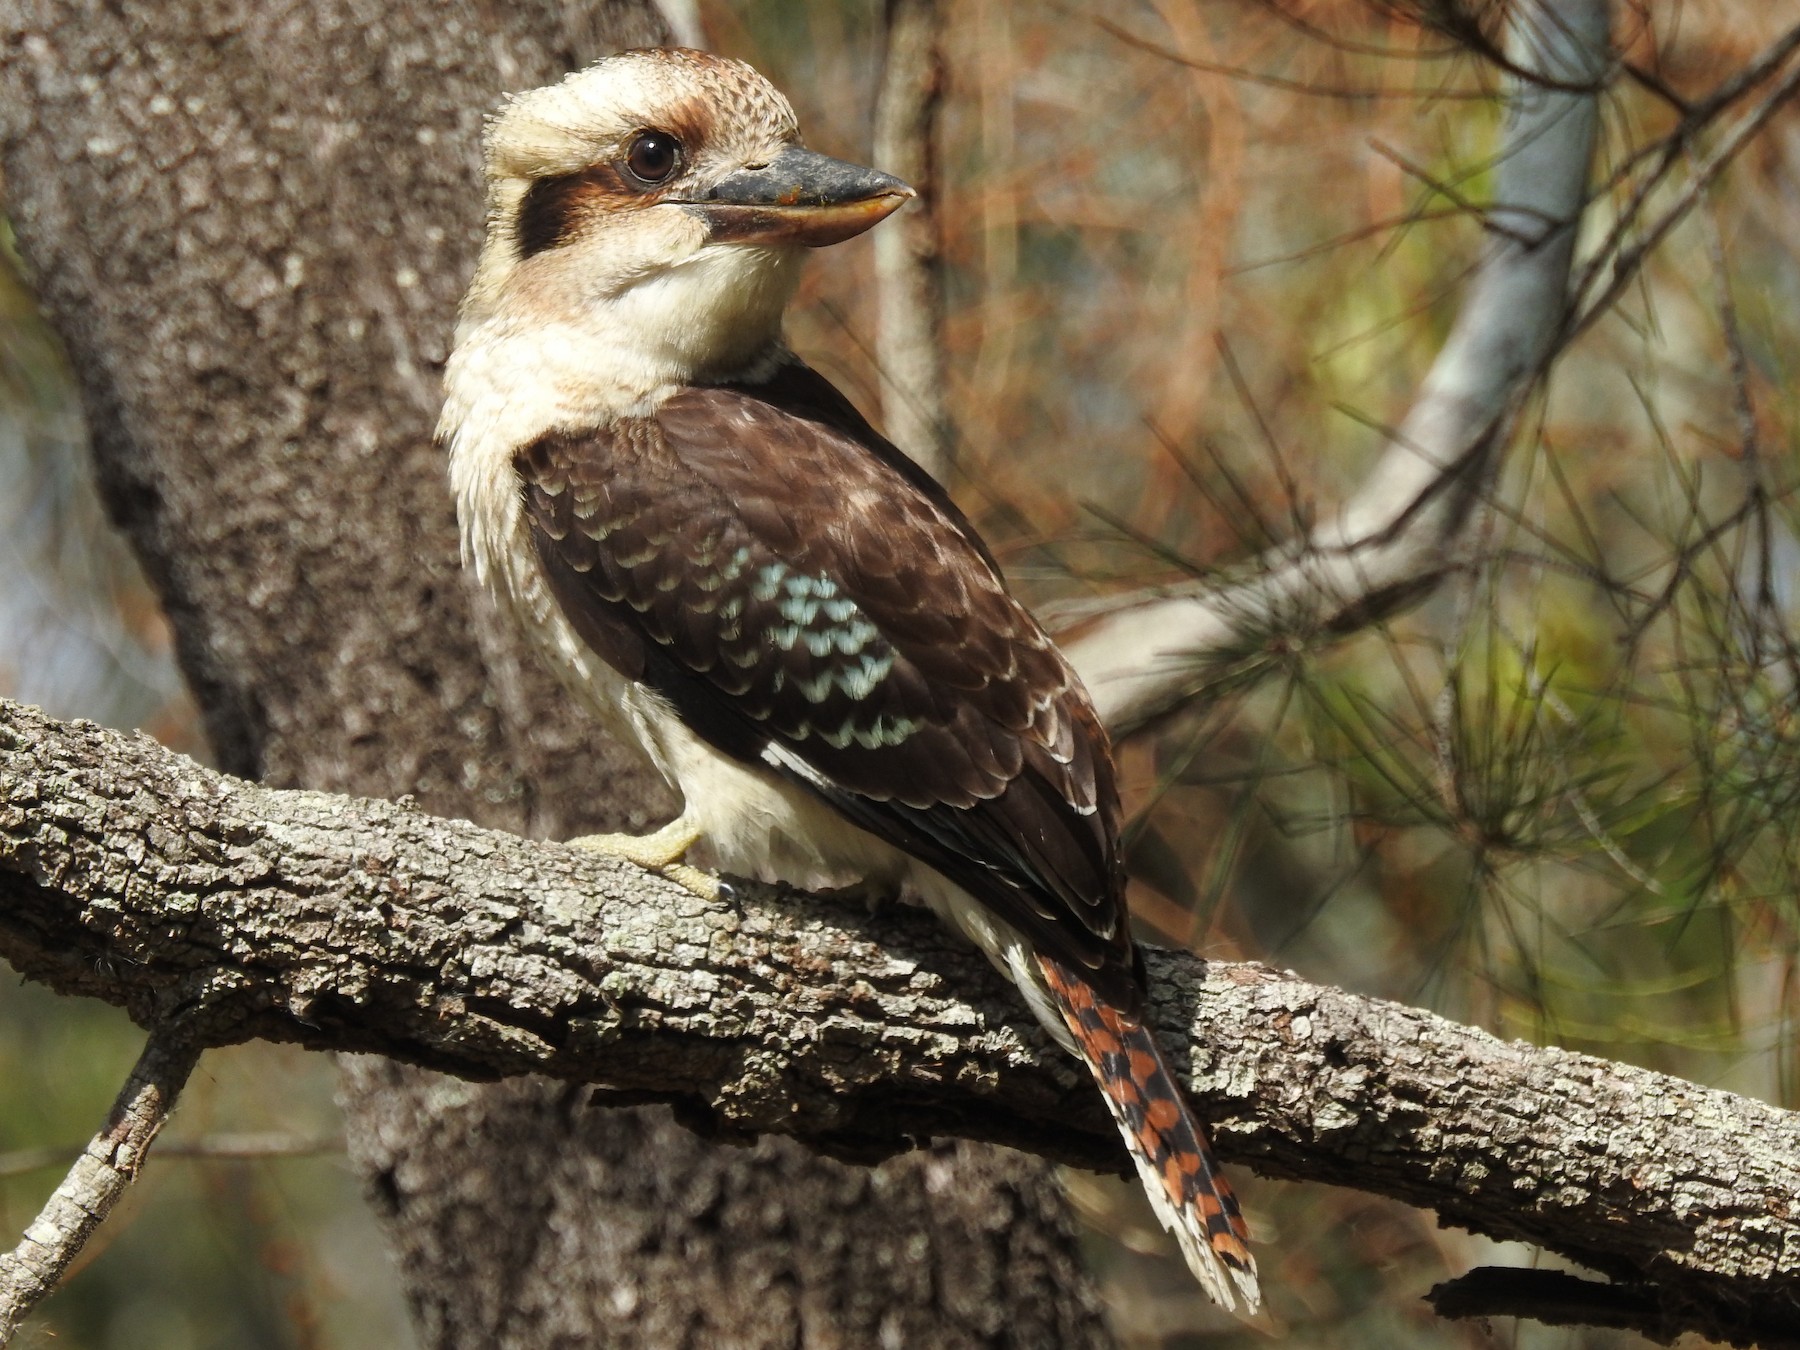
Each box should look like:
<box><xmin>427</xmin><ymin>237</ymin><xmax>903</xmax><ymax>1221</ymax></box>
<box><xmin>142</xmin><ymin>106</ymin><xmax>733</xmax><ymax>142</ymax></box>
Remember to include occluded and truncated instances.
<box><xmin>1038</xmin><ymin>954</ymin><xmax>1261</xmax><ymax>1317</ymax></box>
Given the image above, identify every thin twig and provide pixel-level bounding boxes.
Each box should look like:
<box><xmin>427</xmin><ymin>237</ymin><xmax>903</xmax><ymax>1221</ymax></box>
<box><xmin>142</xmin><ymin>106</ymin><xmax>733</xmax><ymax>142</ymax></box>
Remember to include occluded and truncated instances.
<box><xmin>1093</xmin><ymin>14</ymin><xmax>1494</xmax><ymax>100</ymax></box>
<box><xmin>1571</xmin><ymin>49</ymin><xmax>1800</xmax><ymax>342</ymax></box>
<box><xmin>1564</xmin><ymin>20</ymin><xmax>1800</xmax><ymax>342</ymax></box>
<box><xmin>0</xmin><ymin>1030</ymin><xmax>202</xmax><ymax>1344</ymax></box>
<box><xmin>0</xmin><ymin>1133</ymin><xmax>344</xmax><ymax>1179</ymax></box>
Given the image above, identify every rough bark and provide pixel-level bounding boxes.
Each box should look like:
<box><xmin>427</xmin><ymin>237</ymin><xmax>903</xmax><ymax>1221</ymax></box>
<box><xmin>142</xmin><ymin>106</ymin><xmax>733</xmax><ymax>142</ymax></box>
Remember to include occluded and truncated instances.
<box><xmin>4</xmin><ymin>697</ymin><xmax>1798</xmax><ymax>1346</ymax></box>
<box><xmin>0</xmin><ymin>1</ymin><xmax>1109</xmax><ymax>1345</ymax></box>
<box><xmin>342</xmin><ymin>1065</ymin><xmax>1106</xmax><ymax>1350</ymax></box>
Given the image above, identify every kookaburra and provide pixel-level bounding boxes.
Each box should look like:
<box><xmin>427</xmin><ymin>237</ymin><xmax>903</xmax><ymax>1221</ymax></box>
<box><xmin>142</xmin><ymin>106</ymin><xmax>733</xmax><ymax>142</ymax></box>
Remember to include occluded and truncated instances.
<box><xmin>440</xmin><ymin>47</ymin><xmax>1259</xmax><ymax>1315</ymax></box>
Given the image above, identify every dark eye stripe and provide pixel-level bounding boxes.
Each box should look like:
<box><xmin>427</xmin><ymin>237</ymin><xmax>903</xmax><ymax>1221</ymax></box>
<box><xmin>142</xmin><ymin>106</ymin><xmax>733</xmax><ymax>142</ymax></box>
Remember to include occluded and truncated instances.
<box><xmin>516</xmin><ymin>171</ymin><xmax>588</xmax><ymax>259</ymax></box>
<box><xmin>513</xmin><ymin>164</ymin><xmax>639</xmax><ymax>260</ymax></box>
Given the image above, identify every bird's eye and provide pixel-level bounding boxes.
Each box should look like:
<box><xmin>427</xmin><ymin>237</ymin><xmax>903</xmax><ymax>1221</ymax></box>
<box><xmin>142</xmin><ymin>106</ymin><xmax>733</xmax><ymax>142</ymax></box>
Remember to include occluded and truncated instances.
<box><xmin>624</xmin><ymin>131</ymin><xmax>681</xmax><ymax>186</ymax></box>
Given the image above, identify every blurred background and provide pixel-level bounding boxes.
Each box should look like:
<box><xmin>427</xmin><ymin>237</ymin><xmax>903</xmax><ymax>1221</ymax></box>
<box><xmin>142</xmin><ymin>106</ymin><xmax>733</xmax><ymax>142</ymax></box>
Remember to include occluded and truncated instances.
<box><xmin>2</xmin><ymin>1</ymin><xmax>1795</xmax><ymax>1345</ymax></box>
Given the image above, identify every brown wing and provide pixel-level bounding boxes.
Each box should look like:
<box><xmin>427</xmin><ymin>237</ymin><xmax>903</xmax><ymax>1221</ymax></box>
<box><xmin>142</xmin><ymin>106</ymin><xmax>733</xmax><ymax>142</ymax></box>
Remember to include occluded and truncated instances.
<box><xmin>517</xmin><ymin>360</ymin><xmax>1141</xmax><ymax>1008</ymax></box>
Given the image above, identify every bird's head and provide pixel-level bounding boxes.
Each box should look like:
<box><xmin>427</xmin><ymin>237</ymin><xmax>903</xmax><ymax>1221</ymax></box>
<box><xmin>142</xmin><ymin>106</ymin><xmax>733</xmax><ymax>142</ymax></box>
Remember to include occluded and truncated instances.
<box><xmin>457</xmin><ymin>48</ymin><xmax>913</xmax><ymax>389</ymax></box>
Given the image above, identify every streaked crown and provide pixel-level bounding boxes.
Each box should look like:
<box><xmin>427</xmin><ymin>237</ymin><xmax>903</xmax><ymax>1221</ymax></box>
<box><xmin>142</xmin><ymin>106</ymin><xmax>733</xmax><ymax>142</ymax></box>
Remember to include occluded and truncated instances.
<box><xmin>484</xmin><ymin>48</ymin><xmax>797</xmax><ymax>190</ymax></box>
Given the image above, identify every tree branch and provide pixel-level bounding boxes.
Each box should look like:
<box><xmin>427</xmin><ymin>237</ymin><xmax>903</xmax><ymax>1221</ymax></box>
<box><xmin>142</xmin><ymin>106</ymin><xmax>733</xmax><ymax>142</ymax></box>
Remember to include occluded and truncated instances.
<box><xmin>3</xmin><ymin>698</ymin><xmax>1796</xmax><ymax>1345</ymax></box>
<box><xmin>1429</xmin><ymin>1268</ymin><xmax>1715</xmax><ymax>1344</ymax></box>
<box><xmin>1063</xmin><ymin>0</ymin><xmax>1609</xmax><ymax>734</ymax></box>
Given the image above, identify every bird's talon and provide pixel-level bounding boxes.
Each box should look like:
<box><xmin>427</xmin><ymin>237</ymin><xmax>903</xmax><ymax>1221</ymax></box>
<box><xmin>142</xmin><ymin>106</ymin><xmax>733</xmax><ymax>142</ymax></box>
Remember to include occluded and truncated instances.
<box><xmin>565</xmin><ymin>820</ymin><xmax>714</xmax><ymax>899</ymax></box>
<box><xmin>657</xmin><ymin>862</ymin><xmax>722</xmax><ymax>902</ymax></box>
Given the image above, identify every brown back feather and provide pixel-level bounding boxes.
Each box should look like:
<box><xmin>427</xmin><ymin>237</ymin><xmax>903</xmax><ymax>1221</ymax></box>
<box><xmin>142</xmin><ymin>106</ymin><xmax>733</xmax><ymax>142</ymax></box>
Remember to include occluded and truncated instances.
<box><xmin>517</xmin><ymin>360</ymin><xmax>1141</xmax><ymax>1005</ymax></box>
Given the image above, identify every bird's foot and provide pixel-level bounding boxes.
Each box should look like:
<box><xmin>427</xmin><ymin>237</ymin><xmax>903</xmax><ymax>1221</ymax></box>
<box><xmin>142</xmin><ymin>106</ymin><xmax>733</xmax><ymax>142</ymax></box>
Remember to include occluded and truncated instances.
<box><xmin>566</xmin><ymin>818</ymin><xmax>720</xmax><ymax>901</ymax></box>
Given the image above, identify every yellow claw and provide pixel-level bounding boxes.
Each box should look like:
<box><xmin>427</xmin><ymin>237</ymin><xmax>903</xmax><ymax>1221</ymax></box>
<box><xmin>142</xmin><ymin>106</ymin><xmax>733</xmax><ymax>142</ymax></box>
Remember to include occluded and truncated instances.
<box><xmin>565</xmin><ymin>818</ymin><xmax>720</xmax><ymax>901</ymax></box>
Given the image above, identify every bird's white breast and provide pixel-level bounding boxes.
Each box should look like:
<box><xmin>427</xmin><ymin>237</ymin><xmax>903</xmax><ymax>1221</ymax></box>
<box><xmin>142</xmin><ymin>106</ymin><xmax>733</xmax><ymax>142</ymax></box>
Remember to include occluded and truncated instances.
<box><xmin>438</xmin><ymin>317</ymin><xmax>903</xmax><ymax>883</ymax></box>
<box><xmin>441</xmin><ymin>321</ymin><xmax>651</xmax><ymax>749</ymax></box>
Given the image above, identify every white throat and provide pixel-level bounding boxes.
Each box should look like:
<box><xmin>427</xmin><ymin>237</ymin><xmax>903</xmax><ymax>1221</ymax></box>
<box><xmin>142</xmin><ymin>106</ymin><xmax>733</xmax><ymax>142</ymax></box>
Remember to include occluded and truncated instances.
<box><xmin>443</xmin><ymin>238</ymin><xmax>798</xmax><ymax>431</ymax></box>
<box><xmin>438</xmin><ymin>226</ymin><xmax>800</xmax><ymax>609</ymax></box>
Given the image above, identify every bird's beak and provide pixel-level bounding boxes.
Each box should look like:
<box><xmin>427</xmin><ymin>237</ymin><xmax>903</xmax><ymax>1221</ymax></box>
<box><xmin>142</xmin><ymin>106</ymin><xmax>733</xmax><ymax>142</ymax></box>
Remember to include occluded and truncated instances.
<box><xmin>687</xmin><ymin>145</ymin><xmax>914</xmax><ymax>248</ymax></box>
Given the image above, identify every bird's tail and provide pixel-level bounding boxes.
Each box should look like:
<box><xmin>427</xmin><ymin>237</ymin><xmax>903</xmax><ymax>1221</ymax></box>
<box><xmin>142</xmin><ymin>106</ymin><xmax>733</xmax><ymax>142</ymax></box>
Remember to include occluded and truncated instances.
<box><xmin>1037</xmin><ymin>953</ymin><xmax>1261</xmax><ymax>1317</ymax></box>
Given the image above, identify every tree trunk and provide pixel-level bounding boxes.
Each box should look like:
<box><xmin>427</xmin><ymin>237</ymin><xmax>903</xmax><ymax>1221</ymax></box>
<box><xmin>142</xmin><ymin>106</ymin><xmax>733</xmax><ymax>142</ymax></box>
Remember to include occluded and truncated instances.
<box><xmin>0</xmin><ymin>1</ymin><xmax>1112</xmax><ymax>1344</ymax></box>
